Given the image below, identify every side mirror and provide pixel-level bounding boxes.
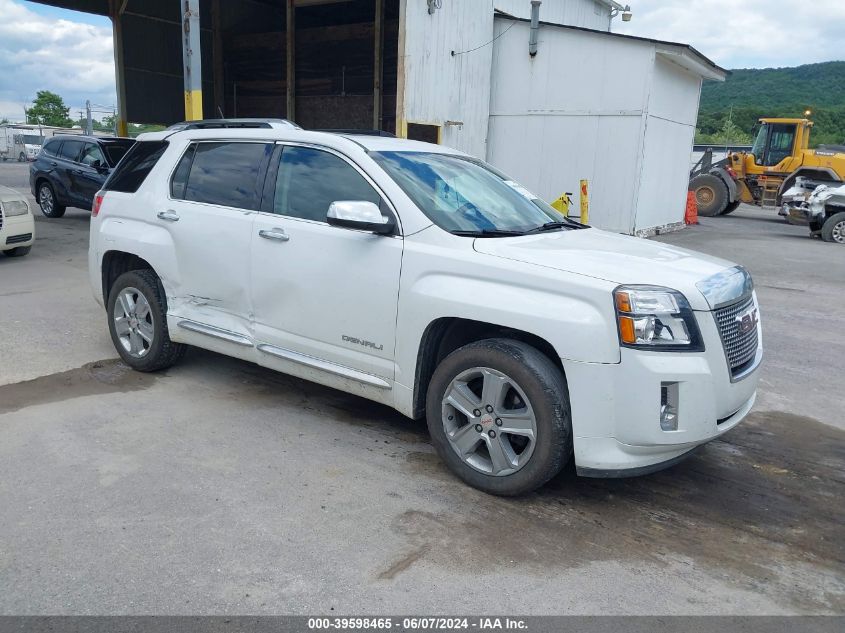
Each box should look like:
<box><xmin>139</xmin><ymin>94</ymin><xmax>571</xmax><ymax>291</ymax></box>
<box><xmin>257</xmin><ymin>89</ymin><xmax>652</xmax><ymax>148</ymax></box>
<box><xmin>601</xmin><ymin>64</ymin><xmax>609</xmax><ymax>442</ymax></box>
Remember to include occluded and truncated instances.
<box><xmin>326</xmin><ymin>200</ymin><xmax>395</xmax><ymax>235</ymax></box>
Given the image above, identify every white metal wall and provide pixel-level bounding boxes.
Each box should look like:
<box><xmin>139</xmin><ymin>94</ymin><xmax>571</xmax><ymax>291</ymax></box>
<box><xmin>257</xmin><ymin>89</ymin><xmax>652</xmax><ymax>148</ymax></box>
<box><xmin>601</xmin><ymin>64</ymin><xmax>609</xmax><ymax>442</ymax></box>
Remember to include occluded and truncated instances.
<box><xmin>486</xmin><ymin>18</ymin><xmax>655</xmax><ymax>233</ymax></box>
<box><xmin>398</xmin><ymin>0</ymin><xmax>612</xmax><ymax>157</ymax></box>
<box><xmin>635</xmin><ymin>56</ymin><xmax>703</xmax><ymax>232</ymax></box>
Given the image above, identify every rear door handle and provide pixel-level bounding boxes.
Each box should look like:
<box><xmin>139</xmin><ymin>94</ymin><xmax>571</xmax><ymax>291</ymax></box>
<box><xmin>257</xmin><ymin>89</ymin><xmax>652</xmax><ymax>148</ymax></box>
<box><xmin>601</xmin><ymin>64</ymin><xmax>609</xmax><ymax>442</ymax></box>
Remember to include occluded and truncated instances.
<box><xmin>157</xmin><ymin>210</ymin><xmax>180</xmax><ymax>222</ymax></box>
<box><xmin>50</xmin><ymin>161</ymin><xmax>57</xmax><ymax>167</ymax></box>
<box><xmin>259</xmin><ymin>228</ymin><xmax>290</xmax><ymax>242</ymax></box>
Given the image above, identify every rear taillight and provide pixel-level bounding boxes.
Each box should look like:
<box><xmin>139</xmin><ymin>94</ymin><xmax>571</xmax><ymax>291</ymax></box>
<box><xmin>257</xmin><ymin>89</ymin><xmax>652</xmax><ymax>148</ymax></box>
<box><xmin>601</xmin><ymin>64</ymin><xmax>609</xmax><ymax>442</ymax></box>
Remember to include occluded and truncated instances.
<box><xmin>92</xmin><ymin>191</ymin><xmax>105</xmax><ymax>217</ymax></box>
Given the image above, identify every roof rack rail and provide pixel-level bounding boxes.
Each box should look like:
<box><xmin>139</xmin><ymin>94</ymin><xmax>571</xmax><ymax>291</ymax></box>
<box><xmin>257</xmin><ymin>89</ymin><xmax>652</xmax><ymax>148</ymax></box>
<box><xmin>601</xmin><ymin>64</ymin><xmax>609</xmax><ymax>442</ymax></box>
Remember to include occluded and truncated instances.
<box><xmin>167</xmin><ymin>118</ymin><xmax>301</xmax><ymax>131</ymax></box>
<box><xmin>315</xmin><ymin>129</ymin><xmax>396</xmax><ymax>137</ymax></box>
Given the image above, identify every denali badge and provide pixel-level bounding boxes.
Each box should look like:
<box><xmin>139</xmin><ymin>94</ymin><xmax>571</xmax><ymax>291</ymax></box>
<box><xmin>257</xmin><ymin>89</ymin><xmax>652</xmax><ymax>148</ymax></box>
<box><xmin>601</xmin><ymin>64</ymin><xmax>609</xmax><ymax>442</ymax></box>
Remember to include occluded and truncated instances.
<box><xmin>735</xmin><ymin>308</ymin><xmax>758</xmax><ymax>334</ymax></box>
<box><xmin>342</xmin><ymin>335</ymin><xmax>384</xmax><ymax>351</ymax></box>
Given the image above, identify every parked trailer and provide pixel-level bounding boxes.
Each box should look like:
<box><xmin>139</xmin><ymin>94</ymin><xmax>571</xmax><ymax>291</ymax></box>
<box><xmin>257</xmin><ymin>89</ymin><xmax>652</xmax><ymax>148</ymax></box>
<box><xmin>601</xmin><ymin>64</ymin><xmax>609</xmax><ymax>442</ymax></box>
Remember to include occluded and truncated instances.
<box><xmin>0</xmin><ymin>126</ymin><xmax>45</xmax><ymax>162</ymax></box>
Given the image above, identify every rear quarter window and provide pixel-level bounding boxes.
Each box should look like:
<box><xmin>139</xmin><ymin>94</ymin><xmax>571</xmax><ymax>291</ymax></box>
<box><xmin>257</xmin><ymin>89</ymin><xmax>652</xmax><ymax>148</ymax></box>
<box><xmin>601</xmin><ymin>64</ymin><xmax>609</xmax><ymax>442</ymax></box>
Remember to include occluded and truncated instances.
<box><xmin>103</xmin><ymin>141</ymin><xmax>168</xmax><ymax>193</ymax></box>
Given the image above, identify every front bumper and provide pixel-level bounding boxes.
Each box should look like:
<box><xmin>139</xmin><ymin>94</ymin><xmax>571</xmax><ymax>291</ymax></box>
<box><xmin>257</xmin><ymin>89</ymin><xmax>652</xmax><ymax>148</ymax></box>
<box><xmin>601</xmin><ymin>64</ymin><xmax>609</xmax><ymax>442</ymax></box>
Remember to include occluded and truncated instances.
<box><xmin>0</xmin><ymin>212</ymin><xmax>35</xmax><ymax>250</ymax></box>
<box><xmin>563</xmin><ymin>304</ymin><xmax>761</xmax><ymax>475</ymax></box>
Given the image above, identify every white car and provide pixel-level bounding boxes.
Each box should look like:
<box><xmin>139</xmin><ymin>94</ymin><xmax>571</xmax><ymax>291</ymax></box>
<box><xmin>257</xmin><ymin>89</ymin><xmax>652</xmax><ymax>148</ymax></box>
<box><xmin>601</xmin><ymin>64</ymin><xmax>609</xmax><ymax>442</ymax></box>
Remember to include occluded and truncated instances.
<box><xmin>88</xmin><ymin>120</ymin><xmax>762</xmax><ymax>495</ymax></box>
<box><xmin>0</xmin><ymin>185</ymin><xmax>35</xmax><ymax>257</ymax></box>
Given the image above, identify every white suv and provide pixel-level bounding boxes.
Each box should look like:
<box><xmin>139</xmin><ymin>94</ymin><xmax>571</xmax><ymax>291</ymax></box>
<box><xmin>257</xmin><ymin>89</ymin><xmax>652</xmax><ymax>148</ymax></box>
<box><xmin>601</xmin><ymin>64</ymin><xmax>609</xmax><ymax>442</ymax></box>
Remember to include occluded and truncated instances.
<box><xmin>88</xmin><ymin>121</ymin><xmax>762</xmax><ymax>495</ymax></box>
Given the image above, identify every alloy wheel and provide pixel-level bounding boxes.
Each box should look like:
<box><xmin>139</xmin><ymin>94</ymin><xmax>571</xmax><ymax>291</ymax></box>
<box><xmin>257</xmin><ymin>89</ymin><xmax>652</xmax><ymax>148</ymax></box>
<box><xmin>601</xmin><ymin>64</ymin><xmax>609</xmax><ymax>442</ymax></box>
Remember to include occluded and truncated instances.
<box><xmin>113</xmin><ymin>287</ymin><xmax>154</xmax><ymax>358</ymax></box>
<box><xmin>39</xmin><ymin>186</ymin><xmax>53</xmax><ymax>214</ymax></box>
<box><xmin>441</xmin><ymin>367</ymin><xmax>537</xmax><ymax>476</ymax></box>
<box><xmin>832</xmin><ymin>220</ymin><xmax>845</xmax><ymax>244</ymax></box>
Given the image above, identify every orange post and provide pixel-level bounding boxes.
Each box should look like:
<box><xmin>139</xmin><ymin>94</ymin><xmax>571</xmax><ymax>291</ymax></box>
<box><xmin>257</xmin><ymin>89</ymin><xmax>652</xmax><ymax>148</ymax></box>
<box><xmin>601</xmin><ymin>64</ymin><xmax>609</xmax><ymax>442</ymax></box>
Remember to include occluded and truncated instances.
<box><xmin>685</xmin><ymin>191</ymin><xmax>698</xmax><ymax>225</ymax></box>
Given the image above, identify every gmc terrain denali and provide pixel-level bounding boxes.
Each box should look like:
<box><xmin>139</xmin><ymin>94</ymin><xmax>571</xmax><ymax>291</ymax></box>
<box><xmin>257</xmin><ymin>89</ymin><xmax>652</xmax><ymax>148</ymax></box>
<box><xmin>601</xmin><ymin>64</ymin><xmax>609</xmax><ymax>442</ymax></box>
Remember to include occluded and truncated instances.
<box><xmin>88</xmin><ymin>120</ymin><xmax>762</xmax><ymax>495</ymax></box>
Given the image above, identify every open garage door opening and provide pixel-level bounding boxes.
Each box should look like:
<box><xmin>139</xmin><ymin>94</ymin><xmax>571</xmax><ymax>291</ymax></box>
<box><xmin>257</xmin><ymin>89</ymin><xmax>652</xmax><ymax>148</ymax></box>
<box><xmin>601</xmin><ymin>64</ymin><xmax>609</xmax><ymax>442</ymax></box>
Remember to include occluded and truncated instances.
<box><xmin>224</xmin><ymin>0</ymin><xmax>400</xmax><ymax>133</ymax></box>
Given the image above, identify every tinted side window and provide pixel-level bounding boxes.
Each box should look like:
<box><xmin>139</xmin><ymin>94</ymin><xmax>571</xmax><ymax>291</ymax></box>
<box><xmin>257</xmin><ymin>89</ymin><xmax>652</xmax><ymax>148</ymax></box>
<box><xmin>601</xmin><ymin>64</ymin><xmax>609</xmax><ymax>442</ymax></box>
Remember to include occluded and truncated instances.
<box><xmin>42</xmin><ymin>139</ymin><xmax>60</xmax><ymax>157</ymax></box>
<box><xmin>79</xmin><ymin>142</ymin><xmax>106</xmax><ymax>167</ymax></box>
<box><xmin>274</xmin><ymin>146</ymin><xmax>380</xmax><ymax>221</ymax></box>
<box><xmin>183</xmin><ymin>142</ymin><xmax>268</xmax><ymax>210</ymax></box>
<box><xmin>170</xmin><ymin>144</ymin><xmax>196</xmax><ymax>199</ymax></box>
<box><xmin>58</xmin><ymin>140</ymin><xmax>84</xmax><ymax>162</ymax></box>
<box><xmin>103</xmin><ymin>141</ymin><xmax>168</xmax><ymax>193</ymax></box>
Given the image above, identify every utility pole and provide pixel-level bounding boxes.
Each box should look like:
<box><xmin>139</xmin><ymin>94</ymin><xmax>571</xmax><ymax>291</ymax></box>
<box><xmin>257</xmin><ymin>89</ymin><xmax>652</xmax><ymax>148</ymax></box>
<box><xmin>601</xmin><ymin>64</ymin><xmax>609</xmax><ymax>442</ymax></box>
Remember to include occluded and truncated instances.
<box><xmin>182</xmin><ymin>0</ymin><xmax>203</xmax><ymax>121</ymax></box>
<box><xmin>86</xmin><ymin>100</ymin><xmax>93</xmax><ymax>135</ymax></box>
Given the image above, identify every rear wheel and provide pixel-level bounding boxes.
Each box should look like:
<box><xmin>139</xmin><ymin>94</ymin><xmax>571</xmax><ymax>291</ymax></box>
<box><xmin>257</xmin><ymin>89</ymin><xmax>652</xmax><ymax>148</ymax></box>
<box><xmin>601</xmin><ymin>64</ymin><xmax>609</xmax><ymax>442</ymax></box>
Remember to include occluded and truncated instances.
<box><xmin>107</xmin><ymin>270</ymin><xmax>187</xmax><ymax>372</ymax></box>
<box><xmin>690</xmin><ymin>174</ymin><xmax>729</xmax><ymax>217</ymax></box>
<box><xmin>721</xmin><ymin>200</ymin><xmax>741</xmax><ymax>215</ymax></box>
<box><xmin>37</xmin><ymin>181</ymin><xmax>66</xmax><ymax>218</ymax></box>
<box><xmin>426</xmin><ymin>338</ymin><xmax>571</xmax><ymax>496</ymax></box>
<box><xmin>2</xmin><ymin>246</ymin><xmax>31</xmax><ymax>257</ymax></box>
<box><xmin>821</xmin><ymin>212</ymin><xmax>845</xmax><ymax>244</ymax></box>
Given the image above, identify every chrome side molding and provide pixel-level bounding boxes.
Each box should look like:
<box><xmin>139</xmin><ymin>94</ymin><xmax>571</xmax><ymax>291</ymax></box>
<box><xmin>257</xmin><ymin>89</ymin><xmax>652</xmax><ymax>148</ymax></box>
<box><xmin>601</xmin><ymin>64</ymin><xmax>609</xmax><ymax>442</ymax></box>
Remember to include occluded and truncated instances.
<box><xmin>257</xmin><ymin>343</ymin><xmax>391</xmax><ymax>389</ymax></box>
<box><xmin>177</xmin><ymin>320</ymin><xmax>254</xmax><ymax>347</ymax></box>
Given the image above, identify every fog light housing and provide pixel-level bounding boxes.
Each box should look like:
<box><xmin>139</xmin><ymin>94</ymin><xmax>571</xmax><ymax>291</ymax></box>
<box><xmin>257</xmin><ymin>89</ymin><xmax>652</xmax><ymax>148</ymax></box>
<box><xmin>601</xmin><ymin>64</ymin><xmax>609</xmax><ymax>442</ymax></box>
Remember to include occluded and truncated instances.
<box><xmin>660</xmin><ymin>382</ymin><xmax>679</xmax><ymax>431</ymax></box>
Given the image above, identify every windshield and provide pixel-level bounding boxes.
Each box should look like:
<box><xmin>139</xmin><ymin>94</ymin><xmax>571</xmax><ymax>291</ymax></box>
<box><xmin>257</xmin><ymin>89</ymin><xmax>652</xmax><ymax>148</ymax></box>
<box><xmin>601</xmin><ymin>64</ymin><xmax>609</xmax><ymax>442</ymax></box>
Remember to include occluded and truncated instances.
<box><xmin>23</xmin><ymin>135</ymin><xmax>43</xmax><ymax>145</ymax></box>
<box><xmin>751</xmin><ymin>124</ymin><xmax>767</xmax><ymax>165</ymax></box>
<box><xmin>371</xmin><ymin>151</ymin><xmax>576</xmax><ymax>235</ymax></box>
<box><xmin>101</xmin><ymin>141</ymin><xmax>135</xmax><ymax>166</ymax></box>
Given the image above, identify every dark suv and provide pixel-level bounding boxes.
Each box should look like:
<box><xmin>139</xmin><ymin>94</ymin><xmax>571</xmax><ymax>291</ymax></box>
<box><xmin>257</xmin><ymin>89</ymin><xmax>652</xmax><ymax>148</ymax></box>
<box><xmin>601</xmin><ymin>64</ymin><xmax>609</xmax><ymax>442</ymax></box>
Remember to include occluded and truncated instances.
<box><xmin>29</xmin><ymin>135</ymin><xmax>135</xmax><ymax>218</ymax></box>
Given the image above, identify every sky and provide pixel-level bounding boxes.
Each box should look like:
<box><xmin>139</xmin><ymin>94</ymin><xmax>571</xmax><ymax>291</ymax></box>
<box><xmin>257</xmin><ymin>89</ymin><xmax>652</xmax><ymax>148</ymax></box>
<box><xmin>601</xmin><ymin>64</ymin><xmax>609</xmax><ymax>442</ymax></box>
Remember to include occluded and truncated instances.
<box><xmin>1</xmin><ymin>0</ymin><xmax>844</xmax><ymax>122</ymax></box>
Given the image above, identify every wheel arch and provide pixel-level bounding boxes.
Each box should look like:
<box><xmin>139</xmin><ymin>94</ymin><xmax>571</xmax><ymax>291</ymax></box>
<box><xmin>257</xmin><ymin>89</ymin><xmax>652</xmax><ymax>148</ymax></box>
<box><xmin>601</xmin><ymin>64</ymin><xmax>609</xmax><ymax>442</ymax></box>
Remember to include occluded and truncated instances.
<box><xmin>101</xmin><ymin>250</ymin><xmax>157</xmax><ymax>306</ymax></box>
<box><xmin>710</xmin><ymin>167</ymin><xmax>738</xmax><ymax>202</ymax></box>
<box><xmin>778</xmin><ymin>167</ymin><xmax>842</xmax><ymax>205</ymax></box>
<box><xmin>410</xmin><ymin>317</ymin><xmax>566</xmax><ymax>419</ymax></box>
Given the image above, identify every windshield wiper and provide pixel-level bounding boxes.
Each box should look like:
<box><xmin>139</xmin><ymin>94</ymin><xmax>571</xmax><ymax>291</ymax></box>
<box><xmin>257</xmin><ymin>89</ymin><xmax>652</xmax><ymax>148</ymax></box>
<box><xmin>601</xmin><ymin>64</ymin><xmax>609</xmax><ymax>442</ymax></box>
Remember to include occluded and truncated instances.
<box><xmin>524</xmin><ymin>219</ymin><xmax>587</xmax><ymax>233</ymax></box>
<box><xmin>451</xmin><ymin>229</ymin><xmax>528</xmax><ymax>237</ymax></box>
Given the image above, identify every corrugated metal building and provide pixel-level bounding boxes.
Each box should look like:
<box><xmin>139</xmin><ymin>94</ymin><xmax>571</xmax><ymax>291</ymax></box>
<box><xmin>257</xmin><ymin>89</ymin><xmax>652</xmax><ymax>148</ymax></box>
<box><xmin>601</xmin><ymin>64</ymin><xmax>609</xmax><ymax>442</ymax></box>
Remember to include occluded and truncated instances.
<box><xmin>32</xmin><ymin>0</ymin><xmax>726</xmax><ymax>234</ymax></box>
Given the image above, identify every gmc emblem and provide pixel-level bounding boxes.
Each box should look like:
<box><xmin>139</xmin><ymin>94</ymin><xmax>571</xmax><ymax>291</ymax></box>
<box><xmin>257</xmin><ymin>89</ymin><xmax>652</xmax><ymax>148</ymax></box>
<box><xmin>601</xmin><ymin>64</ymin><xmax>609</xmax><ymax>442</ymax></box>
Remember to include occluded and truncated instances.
<box><xmin>735</xmin><ymin>308</ymin><xmax>758</xmax><ymax>334</ymax></box>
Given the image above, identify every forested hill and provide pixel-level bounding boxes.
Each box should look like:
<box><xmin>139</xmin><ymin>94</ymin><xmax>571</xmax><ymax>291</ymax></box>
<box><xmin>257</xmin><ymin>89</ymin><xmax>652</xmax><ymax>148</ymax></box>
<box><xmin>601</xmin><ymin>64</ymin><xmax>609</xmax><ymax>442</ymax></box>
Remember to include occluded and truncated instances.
<box><xmin>695</xmin><ymin>61</ymin><xmax>845</xmax><ymax>146</ymax></box>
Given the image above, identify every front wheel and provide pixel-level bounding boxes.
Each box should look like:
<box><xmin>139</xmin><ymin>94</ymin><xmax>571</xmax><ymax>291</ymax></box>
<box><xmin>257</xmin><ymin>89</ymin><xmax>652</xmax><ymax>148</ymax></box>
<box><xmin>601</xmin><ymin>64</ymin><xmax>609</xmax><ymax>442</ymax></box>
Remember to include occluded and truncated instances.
<box><xmin>18</xmin><ymin>152</ymin><xmax>26</xmax><ymax>162</ymax></box>
<box><xmin>2</xmin><ymin>246</ymin><xmax>31</xmax><ymax>257</ymax></box>
<box><xmin>426</xmin><ymin>338</ymin><xmax>572</xmax><ymax>496</ymax></box>
<box><xmin>821</xmin><ymin>212</ymin><xmax>845</xmax><ymax>244</ymax></box>
<box><xmin>107</xmin><ymin>270</ymin><xmax>187</xmax><ymax>372</ymax></box>
<box><xmin>690</xmin><ymin>174</ymin><xmax>729</xmax><ymax>217</ymax></box>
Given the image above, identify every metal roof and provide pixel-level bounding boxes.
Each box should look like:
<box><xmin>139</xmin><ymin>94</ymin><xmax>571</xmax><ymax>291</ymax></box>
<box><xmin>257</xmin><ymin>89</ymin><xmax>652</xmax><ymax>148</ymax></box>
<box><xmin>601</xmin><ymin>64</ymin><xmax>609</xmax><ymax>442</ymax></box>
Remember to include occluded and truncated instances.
<box><xmin>493</xmin><ymin>9</ymin><xmax>727</xmax><ymax>81</ymax></box>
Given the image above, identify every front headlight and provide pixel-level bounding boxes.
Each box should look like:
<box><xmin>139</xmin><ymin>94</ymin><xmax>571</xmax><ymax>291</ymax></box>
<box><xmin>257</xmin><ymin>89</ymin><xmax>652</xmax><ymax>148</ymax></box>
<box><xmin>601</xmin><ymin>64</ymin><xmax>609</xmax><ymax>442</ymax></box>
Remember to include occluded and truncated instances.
<box><xmin>0</xmin><ymin>200</ymin><xmax>30</xmax><ymax>217</ymax></box>
<box><xmin>614</xmin><ymin>285</ymin><xmax>704</xmax><ymax>352</ymax></box>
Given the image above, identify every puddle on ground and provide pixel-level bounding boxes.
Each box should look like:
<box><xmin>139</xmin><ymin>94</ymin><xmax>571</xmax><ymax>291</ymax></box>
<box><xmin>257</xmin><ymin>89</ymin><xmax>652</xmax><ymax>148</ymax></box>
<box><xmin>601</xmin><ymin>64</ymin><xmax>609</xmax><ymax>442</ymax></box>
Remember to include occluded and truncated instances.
<box><xmin>0</xmin><ymin>359</ymin><xmax>157</xmax><ymax>415</ymax></box>
<box><xmin>394</xmin><ymin>411</ymin><xmax>845</xmax><ymax>612</ymax></box>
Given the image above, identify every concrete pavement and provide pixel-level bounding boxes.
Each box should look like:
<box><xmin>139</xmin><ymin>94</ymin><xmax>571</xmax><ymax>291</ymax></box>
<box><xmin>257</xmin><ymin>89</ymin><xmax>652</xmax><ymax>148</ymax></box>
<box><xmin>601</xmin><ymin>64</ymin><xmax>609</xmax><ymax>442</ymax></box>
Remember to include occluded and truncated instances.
<box><xmin>0</xmin><ymin>162</ymin><xmax>842</xmax><ymax>615</ymax></box>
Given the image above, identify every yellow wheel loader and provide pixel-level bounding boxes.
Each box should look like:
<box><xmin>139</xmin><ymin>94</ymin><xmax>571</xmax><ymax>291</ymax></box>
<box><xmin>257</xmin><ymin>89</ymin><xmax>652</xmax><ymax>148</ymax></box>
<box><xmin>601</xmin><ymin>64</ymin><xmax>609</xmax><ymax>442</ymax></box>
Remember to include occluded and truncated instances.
<box><xmin>689</xmin><ymin>118</ymin><xmax>845</xmax><ymax>217</ymax></box>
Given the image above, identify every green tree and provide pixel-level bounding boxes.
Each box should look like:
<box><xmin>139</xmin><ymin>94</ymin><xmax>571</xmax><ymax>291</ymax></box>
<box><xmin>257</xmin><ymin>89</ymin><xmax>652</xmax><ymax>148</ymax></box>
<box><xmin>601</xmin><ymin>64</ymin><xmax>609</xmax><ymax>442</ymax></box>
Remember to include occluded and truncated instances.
<box><xmin>27</xmin><ymin>90</ymin><xmax>73</xmax><ymax>127</ymax></box>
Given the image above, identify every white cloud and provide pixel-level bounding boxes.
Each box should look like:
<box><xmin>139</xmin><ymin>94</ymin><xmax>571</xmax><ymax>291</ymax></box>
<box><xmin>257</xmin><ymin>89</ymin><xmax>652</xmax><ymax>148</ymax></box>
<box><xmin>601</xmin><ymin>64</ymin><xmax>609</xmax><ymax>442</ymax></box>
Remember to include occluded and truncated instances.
<box><xmin>615</xmin><ymin>0</ymin><xmax>845</xmax><ymax>69</ymax></box>
<box><xmin>0</xmin><ymin>0</ymin><xmax>115</xmax><ymax>122</ymax></box>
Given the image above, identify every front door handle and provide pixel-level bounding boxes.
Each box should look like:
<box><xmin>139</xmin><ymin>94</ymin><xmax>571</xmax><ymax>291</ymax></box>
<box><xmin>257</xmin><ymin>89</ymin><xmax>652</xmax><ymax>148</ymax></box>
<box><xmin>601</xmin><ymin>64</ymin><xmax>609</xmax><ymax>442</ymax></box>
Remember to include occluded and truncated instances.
<box><xmin>157</xmin><ymin>210</ymin><xmax>180</xmax><ymax>222</ymax></box>
<box><xmin>258</xmin><ymin>228</ymin><xmax>290</xmax><ymax>242</ymax></box>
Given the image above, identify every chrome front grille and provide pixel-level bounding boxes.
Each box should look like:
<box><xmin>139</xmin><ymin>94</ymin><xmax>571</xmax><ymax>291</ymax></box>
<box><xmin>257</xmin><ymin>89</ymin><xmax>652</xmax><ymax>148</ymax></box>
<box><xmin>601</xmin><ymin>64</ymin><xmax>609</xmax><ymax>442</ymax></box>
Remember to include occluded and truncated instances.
<box><xmin>713</xmin><ymin>295</ymin><xmax>759</xmax><ymax>375</ymax></box>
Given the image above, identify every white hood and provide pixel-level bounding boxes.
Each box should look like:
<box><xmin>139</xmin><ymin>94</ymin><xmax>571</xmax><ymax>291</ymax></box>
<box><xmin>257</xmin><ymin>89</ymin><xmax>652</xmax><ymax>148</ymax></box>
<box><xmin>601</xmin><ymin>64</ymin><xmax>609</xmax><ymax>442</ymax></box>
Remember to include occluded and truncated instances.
<box><xmin>473</xmin><ymin>227</ymin><xmax>738</xmax><ymax>311</ymax></box>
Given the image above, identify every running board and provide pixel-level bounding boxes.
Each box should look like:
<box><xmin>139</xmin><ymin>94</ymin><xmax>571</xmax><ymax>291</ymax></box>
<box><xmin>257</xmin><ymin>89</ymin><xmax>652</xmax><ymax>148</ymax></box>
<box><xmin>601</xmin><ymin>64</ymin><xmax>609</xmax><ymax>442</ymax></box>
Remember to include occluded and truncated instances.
<box><xmin>256</xmin><ymin>343</ymin><xmax>391</xmax><ymax>389</ymax></box>
<box><xmin>177</xmin><ymin>320</ymin><xmax>254</xmax><ymax>347</ymax></box>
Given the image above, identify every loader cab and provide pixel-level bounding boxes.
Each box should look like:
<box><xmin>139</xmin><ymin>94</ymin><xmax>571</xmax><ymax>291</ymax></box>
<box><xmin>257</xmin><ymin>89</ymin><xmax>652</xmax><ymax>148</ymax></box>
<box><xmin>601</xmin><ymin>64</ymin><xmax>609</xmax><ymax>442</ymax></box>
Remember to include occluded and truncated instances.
<box><xmin>749</xmin><ymin>118</ymin><xmax>811</xmax><ymax>168</ymax></box>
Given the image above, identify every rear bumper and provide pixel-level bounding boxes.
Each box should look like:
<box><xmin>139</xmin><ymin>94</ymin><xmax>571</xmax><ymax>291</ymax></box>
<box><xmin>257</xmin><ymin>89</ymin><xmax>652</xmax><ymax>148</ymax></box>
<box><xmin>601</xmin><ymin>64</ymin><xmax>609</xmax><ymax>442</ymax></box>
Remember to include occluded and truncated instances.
<box><xmin>563</xmin><ymin>308</ymin><xmax>761</xmax><ymax>475</ymax></box>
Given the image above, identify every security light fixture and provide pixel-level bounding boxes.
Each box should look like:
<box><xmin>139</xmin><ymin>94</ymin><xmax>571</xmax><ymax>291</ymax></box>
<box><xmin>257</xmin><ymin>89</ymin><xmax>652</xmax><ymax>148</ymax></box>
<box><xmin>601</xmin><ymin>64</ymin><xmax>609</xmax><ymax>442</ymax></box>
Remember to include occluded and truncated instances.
<box><xmin>610</xmin><ymin>3</ymin><xmax>633</xmax><ymax>21</ymax></box>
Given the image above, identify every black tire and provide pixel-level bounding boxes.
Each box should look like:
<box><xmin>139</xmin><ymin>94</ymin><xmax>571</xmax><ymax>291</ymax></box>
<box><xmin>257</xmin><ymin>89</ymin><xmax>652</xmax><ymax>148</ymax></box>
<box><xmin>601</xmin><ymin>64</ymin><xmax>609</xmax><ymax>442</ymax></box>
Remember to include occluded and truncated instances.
<box><xmin>425</xmin><ymin>338</ymin><xmax>572</xmax><ymax>496</ymax></box>
<box><xmin>18</xmin><ymin>152</ymin><xmax>26</xmax><ymax>162</ymax></box>
<box><xmin>107</xmin><ymin>269</ymin><xmax>187</xmax><ymax>372</ymax></box>
<box><xmin>690</xmin><ymin>174</ymin><xmax>729</xmax><ymax>217</ymax></box>
<box><xmin>820</xmin><ymin>211</ymin><xmax>845</xmax><ymax>244</ymax></box>
<box><xmin>2</xmin><ymin>245</ymin><xmax>31</xmax><ymax>257</ymax></box>
<box><xmin>37</xmin><ymin>181</ymin><xmax>66</xmax><ymax>218</ymax></box>
<box><xmin>721</xmin><ymin>200</ymin><xmax>741</xmax><ymax>215</ymax></box>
